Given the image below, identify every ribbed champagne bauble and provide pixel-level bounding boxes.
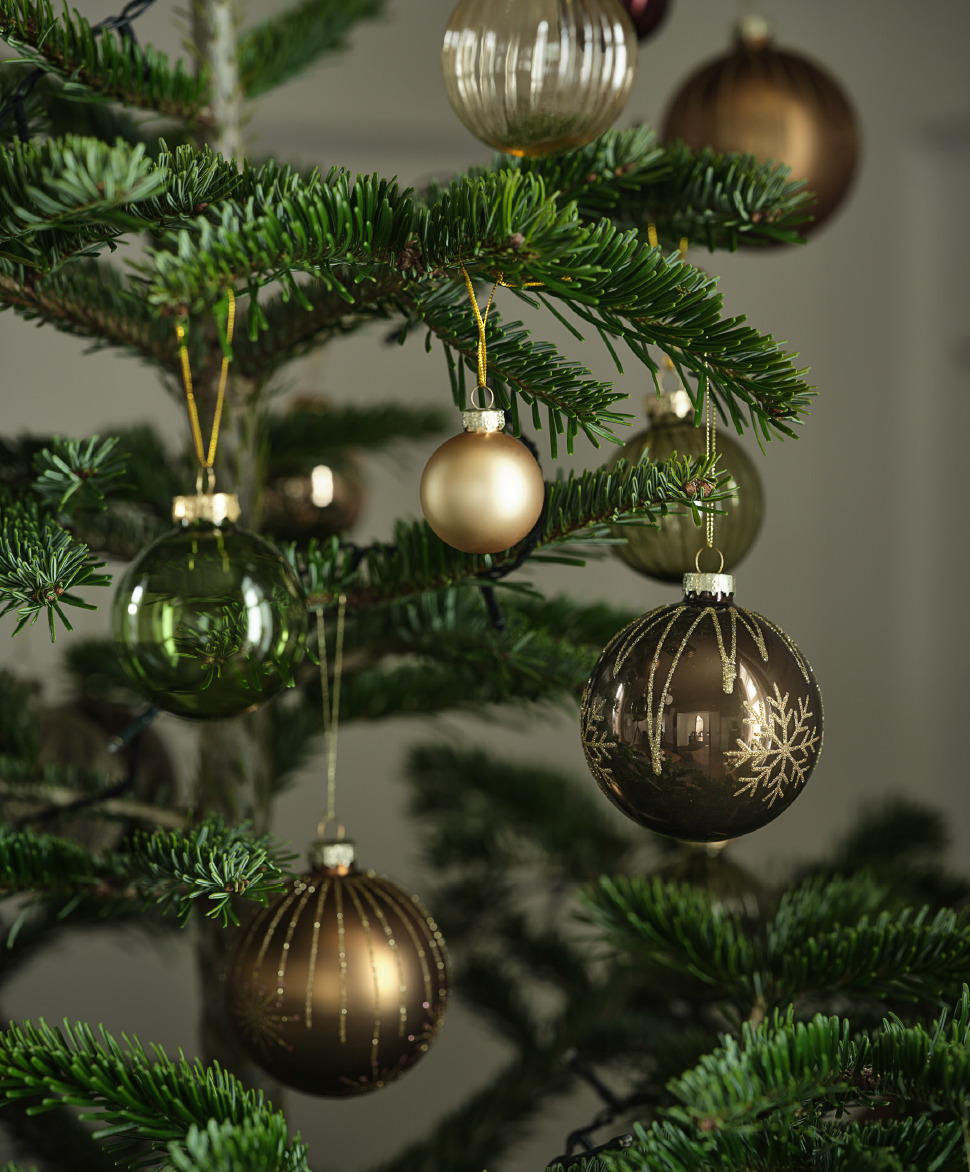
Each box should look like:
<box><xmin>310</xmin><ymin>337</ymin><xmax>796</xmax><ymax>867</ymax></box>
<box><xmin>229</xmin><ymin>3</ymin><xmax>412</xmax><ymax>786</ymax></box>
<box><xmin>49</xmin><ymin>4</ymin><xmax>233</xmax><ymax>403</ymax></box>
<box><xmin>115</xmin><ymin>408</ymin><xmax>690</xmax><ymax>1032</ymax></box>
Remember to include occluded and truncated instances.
<box><xmin>661</xmin><ymin>16</ymin><xmax>859</xmax><ymax>234</ymax></box>
<box><xmin>581</xmin><ymin>572</ymin><xmax>822</xmax><ymax>842</ymax></box>
<box><xmin>112</xmin><ymin>493</ymin><xmax>307</xmax><ymax>720</ymax></box>
<box><xmin>224</xmin><ymin>842</ymin><xmax>450</xmax><ymax>1097</ymax></box>
<box><xmin>420</xmin><ymin>410</ymin><xmax>545</xmax><ymax>554</ymax></box>
<box><xmin>442</xmin><ymin>0</ymin><xmax>638</xmax><ymax>156</ymax></box>
<box><xmin>608</xmin><ymin>386</ymin><xmax>763</xmax><ymax>581</ymax></box>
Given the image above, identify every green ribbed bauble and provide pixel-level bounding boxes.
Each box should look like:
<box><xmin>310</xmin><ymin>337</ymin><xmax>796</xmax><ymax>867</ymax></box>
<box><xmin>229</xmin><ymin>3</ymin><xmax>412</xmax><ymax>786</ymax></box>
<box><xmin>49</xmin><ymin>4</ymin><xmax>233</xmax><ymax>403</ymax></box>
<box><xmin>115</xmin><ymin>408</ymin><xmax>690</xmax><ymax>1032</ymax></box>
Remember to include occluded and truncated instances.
<box><xmin>608</xmin><ymin>387</ymin><xmax>764</xmax><ymax>582</ymax></box>
<box><xmin>112</xmin><ymin>493</ymin><xmax>307</xmax><ymax>720</ymax></box>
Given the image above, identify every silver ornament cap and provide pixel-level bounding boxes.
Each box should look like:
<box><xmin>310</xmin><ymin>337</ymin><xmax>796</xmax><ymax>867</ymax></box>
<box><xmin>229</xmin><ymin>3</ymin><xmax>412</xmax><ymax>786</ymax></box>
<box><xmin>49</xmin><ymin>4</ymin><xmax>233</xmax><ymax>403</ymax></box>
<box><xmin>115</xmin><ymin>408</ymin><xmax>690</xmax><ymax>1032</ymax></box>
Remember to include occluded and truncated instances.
<box><xmin>462</xmin><ymin>408</ymin><xmax>506</xmax><ymax>433</ymax></box>
<box><xmin>645</xmin><ymin>386</ymin><xmax>694</xmax><ymax>424</ymax></box>
<box><xmin>308</xmin><ymin>839</ymin><xmax>357</xmax><ymax>871</ymax></box>
<box><xmin>683</xmin><ymin>571</ymin><xmax>735</xmax><ymax>601</ymax></box>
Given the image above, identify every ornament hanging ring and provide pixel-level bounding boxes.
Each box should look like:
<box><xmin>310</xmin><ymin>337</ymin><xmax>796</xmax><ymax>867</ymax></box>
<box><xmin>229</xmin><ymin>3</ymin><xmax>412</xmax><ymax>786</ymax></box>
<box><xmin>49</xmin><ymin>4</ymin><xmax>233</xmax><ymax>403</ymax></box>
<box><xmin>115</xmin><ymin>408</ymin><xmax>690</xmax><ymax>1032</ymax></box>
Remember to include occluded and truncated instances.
<box><xmin>195</xmin><ymin>467</ymin><xmax>216</xmax><ymax>496</ymax></box>
<box><xmin>695</xmin><ymin>545</ymin><xmax>724</xmax><ymax>574</ymax></box>
<box><xmin>470</xmin><ymin>383</ymin><xmax>496</xmax><ymax>410</ymax></box>
<box><xmin>316</xmin><ymin>817</ymin><xmax>347</xmax><ymax>843</ymax></box>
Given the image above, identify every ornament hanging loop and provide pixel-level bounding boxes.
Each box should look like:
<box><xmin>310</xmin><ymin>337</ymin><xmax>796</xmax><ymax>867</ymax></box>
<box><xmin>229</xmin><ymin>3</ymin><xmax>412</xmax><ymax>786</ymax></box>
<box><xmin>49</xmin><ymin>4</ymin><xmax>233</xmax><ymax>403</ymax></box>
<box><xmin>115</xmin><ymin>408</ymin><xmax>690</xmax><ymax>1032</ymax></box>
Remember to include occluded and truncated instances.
<box><xmin>316</xmin><ymin>594</ymin><xmax>348</xmax><ymax>835</ymax></box>
<box><xmin>195</xmin><ymin>467</ymin><xmax>216</xmax><ymax>496</ymax></box>
<box><xmin>175</xmin><ymin>287</ymin><xmax>236</xmax><ymax>486</ymax></box>
<box><xmin>695</xmin><ymin>545</ymin><xmax>725</xmax><ymax>574</ymax></box>
<box><xmin>470</xmin><ymin>383</ymin><xmax>496</xmax><ymax>410</ymax></box>
<box><xmin>459</xmin><ymin>260</ymin><xmax>501</xmax><ymax>392</ymax></box>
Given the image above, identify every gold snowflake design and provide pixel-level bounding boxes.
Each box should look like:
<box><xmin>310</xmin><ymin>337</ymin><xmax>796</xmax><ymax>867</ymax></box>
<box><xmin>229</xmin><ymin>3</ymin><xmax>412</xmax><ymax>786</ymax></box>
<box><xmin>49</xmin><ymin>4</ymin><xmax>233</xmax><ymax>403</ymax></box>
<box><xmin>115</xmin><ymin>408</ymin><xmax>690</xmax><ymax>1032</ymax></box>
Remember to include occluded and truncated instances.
<box><xmin>725</xmin><ymin>683</ymin><xmax>820</xmax><ymax>806</ymax></box>
<box><xmin>580</xmin><ymin>690</ymin><xmax>620</xmax><ymax>790</ymax></box>
<box><xmin>229</xmin><ymin>978</ymin><xmax>300</xmax><ymax>1057</ymax></box>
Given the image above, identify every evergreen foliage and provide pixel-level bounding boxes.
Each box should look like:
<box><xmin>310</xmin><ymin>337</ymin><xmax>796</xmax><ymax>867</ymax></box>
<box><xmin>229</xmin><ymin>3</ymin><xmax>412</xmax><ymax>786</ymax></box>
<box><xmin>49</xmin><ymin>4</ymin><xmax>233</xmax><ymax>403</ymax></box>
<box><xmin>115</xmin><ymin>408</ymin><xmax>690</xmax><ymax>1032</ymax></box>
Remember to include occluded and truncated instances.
<box><xmin>0</xmin><ymin>1</ymin><xmax>960</xmax><ymax>1171</ymax></box>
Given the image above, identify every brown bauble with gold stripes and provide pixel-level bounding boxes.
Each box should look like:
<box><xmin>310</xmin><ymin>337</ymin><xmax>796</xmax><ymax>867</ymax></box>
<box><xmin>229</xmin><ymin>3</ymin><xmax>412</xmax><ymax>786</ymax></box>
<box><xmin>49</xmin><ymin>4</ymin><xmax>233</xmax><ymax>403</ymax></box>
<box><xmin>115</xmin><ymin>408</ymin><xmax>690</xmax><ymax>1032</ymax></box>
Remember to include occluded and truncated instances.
<box><xmin>223</xmin><ymin>841</ymin><xmax>449</xmax><ymax>1097</ymax></box>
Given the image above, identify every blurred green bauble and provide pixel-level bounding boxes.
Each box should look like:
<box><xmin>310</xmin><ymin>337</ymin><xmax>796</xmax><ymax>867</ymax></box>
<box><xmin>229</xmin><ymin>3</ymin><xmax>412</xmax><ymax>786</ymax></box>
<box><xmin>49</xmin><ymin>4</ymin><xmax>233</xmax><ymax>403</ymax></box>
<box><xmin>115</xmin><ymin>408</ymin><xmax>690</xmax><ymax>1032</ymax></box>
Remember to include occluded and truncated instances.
<box><xmin>608</xmin><ymin>386</ymin><xmax>764</xmax><ymax>582</ymax></box>
<box><xmin>113</xmin><ymin>501</ymin><xmax>307</xmax><ymax>720</ymax></box>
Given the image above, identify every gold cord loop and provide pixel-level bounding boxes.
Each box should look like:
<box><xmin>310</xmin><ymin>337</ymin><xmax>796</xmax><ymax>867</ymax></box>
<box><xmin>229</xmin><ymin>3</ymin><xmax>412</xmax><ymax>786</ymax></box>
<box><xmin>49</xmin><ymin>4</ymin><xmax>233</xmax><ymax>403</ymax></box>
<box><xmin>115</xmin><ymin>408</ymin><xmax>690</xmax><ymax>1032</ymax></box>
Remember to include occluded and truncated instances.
<box><xmin>316</xmin><ymin>594</ymin><xmax>348</xmax><ymax>840</ymax></box>
<box><xmin>459</xmin><ymin>261</ymin><xmax>501</xmax><ymax>391</ymax></box>
<box><xmin>704</xmin><ymin>383</ymin><xmax>717</xmax><ymax>550</ymax></box>
<box><xmin>175</xmin><ymin>288</ymin><xmax>236</xmax><ymax>479</ymax></box>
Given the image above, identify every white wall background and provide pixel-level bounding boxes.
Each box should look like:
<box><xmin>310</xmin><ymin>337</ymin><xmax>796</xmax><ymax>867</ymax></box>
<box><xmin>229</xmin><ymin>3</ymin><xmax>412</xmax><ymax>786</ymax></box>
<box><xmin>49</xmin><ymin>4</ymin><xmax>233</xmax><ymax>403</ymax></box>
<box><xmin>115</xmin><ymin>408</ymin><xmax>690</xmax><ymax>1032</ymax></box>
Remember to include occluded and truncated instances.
<box><xmin>1</xmin><ymin>1</ymin><xmax>969</xmax><ymax>1168</ymax></box>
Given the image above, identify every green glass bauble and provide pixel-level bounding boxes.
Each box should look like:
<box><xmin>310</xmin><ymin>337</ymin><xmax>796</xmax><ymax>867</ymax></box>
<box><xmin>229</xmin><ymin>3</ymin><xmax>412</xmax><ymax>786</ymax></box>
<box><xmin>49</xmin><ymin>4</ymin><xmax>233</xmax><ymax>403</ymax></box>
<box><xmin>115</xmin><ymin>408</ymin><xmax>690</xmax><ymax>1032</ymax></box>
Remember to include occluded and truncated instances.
<box><xmin>113</xmin><ymin>497</ymin><xmax>308</xmax><ymax>720</ymax></box>
<box><xmin>608</xmin><ymin>386</ymin><xmax>764</xmax><ymax>582</ymax></box>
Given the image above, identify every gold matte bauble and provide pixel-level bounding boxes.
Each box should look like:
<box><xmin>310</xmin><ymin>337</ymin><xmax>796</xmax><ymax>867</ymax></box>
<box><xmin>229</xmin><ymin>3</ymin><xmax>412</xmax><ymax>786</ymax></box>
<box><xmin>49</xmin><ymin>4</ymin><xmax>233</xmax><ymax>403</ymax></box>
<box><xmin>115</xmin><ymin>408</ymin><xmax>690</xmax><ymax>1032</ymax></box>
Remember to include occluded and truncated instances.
<box><xmin>420</xmin><ymin>429</ymin><xmax>545</xmax><ymax>554</ymax></box>
<box><xmin>442</xmin><ymin>0</ymin><xmax>638</xmax><ymax>156</ymax></box>
<box><xmin>660</xmin><ymin>17</ymin><xmax>859</xmax><ymax>234</ymax></box>
<box><xmin>581</xmin><ymin>572</ymin><xmax>822</xmax><ymax>842</ymax></box>
<box><xmin>608</xmin><ymin>388</ymin><xmax>764</xmax><ymax>581</ymax></box>
<box><xmin>224</xmin><ymin>845</ymin><xmax>449</xmax><ymax>1097</ymax></box>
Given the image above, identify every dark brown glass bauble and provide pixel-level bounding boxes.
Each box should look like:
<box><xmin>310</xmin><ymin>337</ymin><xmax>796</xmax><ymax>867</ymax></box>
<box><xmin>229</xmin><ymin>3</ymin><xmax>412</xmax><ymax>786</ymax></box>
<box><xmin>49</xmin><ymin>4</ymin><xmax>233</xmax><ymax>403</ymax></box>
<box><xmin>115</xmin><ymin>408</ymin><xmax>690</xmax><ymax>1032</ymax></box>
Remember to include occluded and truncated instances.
<box><xmin>581</xmin><ymin>573</ymin><xmax>823</xmax><ymax>842</ymax></box>
<box><xmin>608</xmin><ymin>388</ymin><xmax>764</xmax><ymax>581</ymax></box>
<box><xmin>261</xmin><ymin>459</ymin><xmax>365</xmax><ymax>543</ymax></box>
<box><xmin>224</xmin><ymin>844</ymin><xmax>450</xmax><ymax>1097</ymax></box>
<box><xmin>618</xmin><ymin>0</ymin><xmax>669</xmax><ymax>40</ymax></box>
<box><xmin>660</xmin><ymin>17</ymin><xmax>859</xmax><ymax>233</ymax></box>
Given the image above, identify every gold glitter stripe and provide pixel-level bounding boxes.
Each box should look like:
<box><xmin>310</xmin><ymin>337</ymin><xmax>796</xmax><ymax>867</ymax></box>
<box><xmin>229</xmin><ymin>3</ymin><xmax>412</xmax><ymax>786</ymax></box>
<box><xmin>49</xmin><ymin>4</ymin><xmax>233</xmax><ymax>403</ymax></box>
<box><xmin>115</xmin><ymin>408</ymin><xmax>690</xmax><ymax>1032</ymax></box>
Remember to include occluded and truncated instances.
<box><xmin>256</xmin><ymin>884</ymin><xmax>301</xmax><ymax>969</ymax></box>
<box><xmin>276</xmin><ymin>883</ymin><xmax>314</xmax><ymax>999</ymax></box>
<box><xmin>347</xmin><ymin>881</ymin><xmax>382</xmax><ymax>1083</ymax></box>
<box><xmin>747</xmin><ymin>609</ymin><xmax>812</xmax><ymax>682</ymax></box>
<box><xmin>304</xmin><ymin>879</ymin><xmax>331</xmax><ymax>1031</ymax></box>
<box><xmin>644</xmin><ymin>609</ymin><xmax>705</xmax><ymax>774</ymax></box>
<box><xmin>335</xmin><ymin>880</ymin><xmax>348</xmax><ymax>1043</ymax></box>
<box><xmin>359</xmin><ymin>882</ymin><xmax>409</xmax><ymax>1037</ymax></box>
<box><xmin>365</xmin><ymin>877</ymin><xmax>436</xmax><ymax>1007</ymax></box>
<box><xmin>614</xmin><ymin>604</ymin><xmax>680</xmax><ymax>676</ymax></box>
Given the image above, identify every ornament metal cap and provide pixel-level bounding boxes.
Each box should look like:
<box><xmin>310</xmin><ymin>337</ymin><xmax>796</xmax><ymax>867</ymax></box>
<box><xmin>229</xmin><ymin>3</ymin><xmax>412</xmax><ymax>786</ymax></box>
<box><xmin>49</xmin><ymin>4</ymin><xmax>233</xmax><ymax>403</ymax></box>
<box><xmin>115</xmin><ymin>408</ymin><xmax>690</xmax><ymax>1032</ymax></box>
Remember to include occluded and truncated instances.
<box><xmin>683</xmin><ymin>571</ymin><xmax>735</xmax><ymax>601</ymax></box>
<box><xmin>735</xmin><ymin>14</ymin><xmax>772</xmax><ymax>47</ymax></box>
<box><xmin>462</xmin><ymin>408</ymin><xmax>506</xmax><ymax>433</ymax></box>
<box><xmin>171</xmin><ymin>492</ymin><xmax>241</xmax><ymax>525</ymax></box>
<box><xmin>308</xmin><ymin>839</ymin><xmax>357</xmax><ymax>872</ymax></box>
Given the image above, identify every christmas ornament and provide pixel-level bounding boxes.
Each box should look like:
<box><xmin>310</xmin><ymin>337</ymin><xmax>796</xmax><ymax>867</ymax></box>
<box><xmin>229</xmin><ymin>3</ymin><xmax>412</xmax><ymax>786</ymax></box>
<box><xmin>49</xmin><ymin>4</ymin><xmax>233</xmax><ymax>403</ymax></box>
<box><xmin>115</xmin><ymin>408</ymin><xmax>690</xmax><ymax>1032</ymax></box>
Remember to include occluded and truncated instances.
<box><xmin>661</xmin><ymin>16</ymin><xmax>859</xmax><ymax>233</ymax></box>
<box><xmin>608</xmin><ymin>382</ymin><xmax>763</xmax><ymax>581</ymax></box>
<box><xmin>224</xmin><ymin>839</ymin><xmax>450</xmax><ymax>1096</ymax></box>
<box><xmin>112</xmin><ymin>491</ymin><xmax>308</xmax><ymax>720</ymax></box>
<box><xmin>618</xmin><ymin>0</ymin><xmax>669</xmax><ymax>40</ymax></box>
<box><xmin>581</xmin><ymin>570</ymin><xmax>822</xmax><ymax>842</ymax></box>
<box><xmin>421</xmin><ymin>266</ymin><xmax>545</xmax><ymax>553</ymax></box>
<box><xmin>442</xmin><ymin>0</ymin><xmax>638</xmax><ymax>157</ymax></box>
<box><xmin>262</xmin><ymin>461</ymin><xmax>364</xmax><ymax>543</ymax></box>
<box><xmin>654</xmin><ymin>841</ymin><xmax>765</xmax><ymax>923</ymax></box>
<box><xmin>420</xmin><ymin>404</ymin><xmax>545</xmax><ymax>553</ymax></box>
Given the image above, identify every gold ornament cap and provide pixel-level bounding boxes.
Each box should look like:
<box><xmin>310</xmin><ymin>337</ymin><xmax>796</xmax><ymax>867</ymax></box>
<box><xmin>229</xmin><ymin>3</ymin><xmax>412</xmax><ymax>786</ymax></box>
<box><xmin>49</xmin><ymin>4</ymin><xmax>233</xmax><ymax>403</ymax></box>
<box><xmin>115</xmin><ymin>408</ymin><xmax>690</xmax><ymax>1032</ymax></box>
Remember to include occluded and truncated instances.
<box><xmin>646</xmin><ymin>387</ymin><xmax>694</xmax><ymax>424</ymax></box>
<box><xmin>171</xmin><ymin>492</ymin><xmax>241</xmax><ymax>525</ymax></box>
<box><xmin>308</xmin><ymin>839</ymin><xmax>357</xmax><ymax>872</ymax></box>
<box><xmin>462</xmin><ymin>408</ymin><xmax>506</xmax><ymax>433</ymax></box>
<box><xmin>683</xmin><ymin>571</ymin><xmax>735</xmax><ymax>601</ymax></box>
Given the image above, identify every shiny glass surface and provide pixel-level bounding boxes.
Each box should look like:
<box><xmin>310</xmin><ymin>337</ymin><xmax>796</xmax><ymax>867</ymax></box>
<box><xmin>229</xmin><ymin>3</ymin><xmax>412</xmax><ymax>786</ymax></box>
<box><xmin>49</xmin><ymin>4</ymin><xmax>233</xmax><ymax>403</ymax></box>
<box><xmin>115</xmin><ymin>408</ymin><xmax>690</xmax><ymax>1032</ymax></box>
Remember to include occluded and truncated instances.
<box><xmin>112</xmin><ymin>522</ymin><xmax>307</xmax><ymax>720</ymax></box>
<box><xmin>608</xmin><ymin>417</ymin><xmax>764</xmax><ymax>582</ymax></box>
<box><xmin>581</xmin><ymin>594</ymin><xmax>823</xmax><ymax>842</ymax></box>
<box><xmin>442</xmin><ymin>0</ymin><xmax>637</xmax><ymax>156</ymax></box>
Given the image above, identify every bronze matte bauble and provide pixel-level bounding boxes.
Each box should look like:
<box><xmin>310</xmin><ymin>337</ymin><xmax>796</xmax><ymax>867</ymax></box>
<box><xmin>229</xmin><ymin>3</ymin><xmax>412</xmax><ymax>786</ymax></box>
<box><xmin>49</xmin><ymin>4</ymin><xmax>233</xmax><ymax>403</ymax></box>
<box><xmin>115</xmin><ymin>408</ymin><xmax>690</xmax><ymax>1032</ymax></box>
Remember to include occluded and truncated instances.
<box><xmin>442</xmin><ymin>0</ymin><xmax>638</xmax><ymax>156</ymax></box>
<box><xmin>661</xmin><ymin>17</ymin><xmax>859</xmax><ymax>234</ymax></box>
<box><xmin>224</xmin><ymin>844</ymin><xmax>449</xmax><ymax>1097</ymax></box>
<box><xmin>608</xmin><ymin>387</ymin><xmax>764</xmax><ymax>581</ymax></box>
<box><xmin>581</xmin><ymin>572</ymin><xmax>822</xmax><ymax>842</ymax></box>
<box><xmin>261</xmin><ymin>460</ymin><xmax>365</xmax><ymax>543</ymax></box>
<box><xmin>420</xmin><ymin>426</ymin><xmax>546</xmax><ymax>554</ymax></box>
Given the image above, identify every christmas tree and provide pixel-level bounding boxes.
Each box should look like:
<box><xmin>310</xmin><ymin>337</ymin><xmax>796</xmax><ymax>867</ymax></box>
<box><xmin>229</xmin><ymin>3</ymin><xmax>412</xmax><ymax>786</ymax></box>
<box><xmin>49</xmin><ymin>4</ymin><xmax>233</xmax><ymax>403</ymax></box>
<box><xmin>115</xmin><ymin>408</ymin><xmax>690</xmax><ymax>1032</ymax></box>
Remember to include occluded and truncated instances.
<box><xmin>1</xmin><ymin>2</ymin><xmax>969</xmax><ymax>1170</ymax></box>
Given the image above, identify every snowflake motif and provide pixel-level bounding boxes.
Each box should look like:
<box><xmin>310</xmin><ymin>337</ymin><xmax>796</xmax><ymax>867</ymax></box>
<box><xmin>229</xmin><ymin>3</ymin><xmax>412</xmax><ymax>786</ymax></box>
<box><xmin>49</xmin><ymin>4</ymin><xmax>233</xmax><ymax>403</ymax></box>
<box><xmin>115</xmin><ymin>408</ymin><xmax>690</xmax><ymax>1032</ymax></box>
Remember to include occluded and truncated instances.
<box><xmin>581</xmin><ymin>694</ymin><xmax>619</xmax><ymax>789</ymax></box>
<box><xmin>228</xmin><ymin>978</ymin><xmax>300</xmax><ymax>1057</ymax></box>
<box><xmin>725</xmin><ymin>683</ymin><xmax>820</xmax><ymax>807</ymax></box>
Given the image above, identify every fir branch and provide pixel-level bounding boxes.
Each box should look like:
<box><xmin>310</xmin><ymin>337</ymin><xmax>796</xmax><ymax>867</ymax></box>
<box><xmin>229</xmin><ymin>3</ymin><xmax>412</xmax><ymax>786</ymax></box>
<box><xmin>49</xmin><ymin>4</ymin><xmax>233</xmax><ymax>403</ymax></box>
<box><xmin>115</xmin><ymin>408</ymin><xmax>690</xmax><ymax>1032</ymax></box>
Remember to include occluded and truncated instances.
<box><xmin>32</xmin><ymin>435</ymin><xmax>128</xmax><ymax>515</ymax></box>
<box><xmin>127</xmin><ymin>819</ymin><xmax>295</xmax><ymax>926</ymax></box>
<box><xmin>0</xmin><ymin>1019</ymin><xmax>308</xmax><ymax>1169</ymax></box>
<box><xmin>0</xmin><ymin>0</ymin><xmax>210</xmax><ymax>122</ymax></box>
<box><xmin>583</xmin><ymin>875</ymin><xmax>758</xmax><ymax>993</ymax></box>
<box><xmin>166</xmin><ymin>1118</ymin><xmax>310</xmax><ymax>1172</ymax></box>
<box><xmin>305</xmin><ymin>455</ymin><xmax>719</xmax><ymax>609</ymax></box>
<box><xmin>0</xmin><ymin>495</ymin><xmax>109</xmax><ymax>639</ymax></box>
<box><xmin>238</xmin><ymin>0</ymin><xmax>385</xmax><ymax>99</ymax></box>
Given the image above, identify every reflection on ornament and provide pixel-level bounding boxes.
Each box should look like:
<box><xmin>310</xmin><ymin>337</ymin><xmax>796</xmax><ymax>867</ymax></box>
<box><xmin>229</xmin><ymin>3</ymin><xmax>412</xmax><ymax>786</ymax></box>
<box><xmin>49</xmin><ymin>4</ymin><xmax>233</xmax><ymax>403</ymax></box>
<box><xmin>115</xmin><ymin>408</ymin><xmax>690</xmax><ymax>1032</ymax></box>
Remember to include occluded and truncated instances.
<box><xmin>113</xmin><ymin>493</ymin><xmax>307</xmax><ymax>721</ymax></box>
<box><xmin>420</xmin><ymin>407</ymin><xmax>545</xmax><ymax>554</ymax></box>
<box><xmin>608</xmin><ymin>385</ymin><xmax>763</xmax><ymax>581</ymax></box>
<box><xmin>581</xmin><ymin>571</ymin><xmax>822</xmax><ymax>842</ymax></box>
<box><xmin>224</xmin><ymin>841</ymin><xmax>449</xmax><ymax>1097</ymax></box>
<box><xmin>661</xmin><ymin>16</ymin><xmax>859</xmax><ymax>234</ymax></box>
<box><xmin>442</xmin><ymin>0</ymin><xmax>638</xmax><ymax>156</ymax></box>
<box><xmin>618</xmin><ymin>0</ymin><xmax>669</xmax><ymax>40</ymax></box>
